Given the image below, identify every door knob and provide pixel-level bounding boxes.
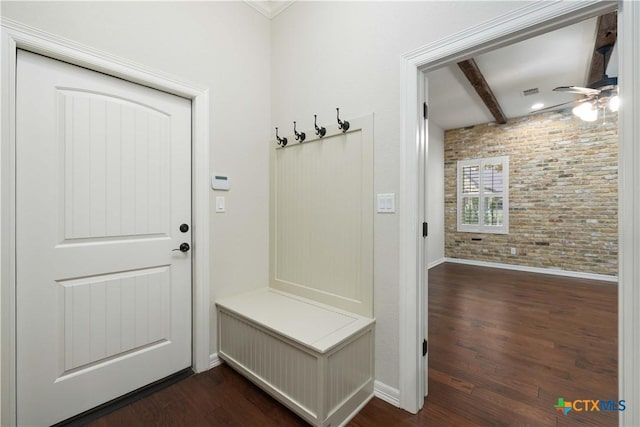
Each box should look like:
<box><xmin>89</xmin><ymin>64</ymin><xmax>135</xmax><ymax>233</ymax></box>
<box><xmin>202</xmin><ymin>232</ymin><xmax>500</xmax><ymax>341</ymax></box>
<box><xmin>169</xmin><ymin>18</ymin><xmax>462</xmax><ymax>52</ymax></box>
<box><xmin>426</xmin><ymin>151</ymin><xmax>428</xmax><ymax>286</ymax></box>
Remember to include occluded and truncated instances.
<box><xmin>172</xmin><ymin>243</ymin><xmax>190</xmax><ymax>253</ymax></box>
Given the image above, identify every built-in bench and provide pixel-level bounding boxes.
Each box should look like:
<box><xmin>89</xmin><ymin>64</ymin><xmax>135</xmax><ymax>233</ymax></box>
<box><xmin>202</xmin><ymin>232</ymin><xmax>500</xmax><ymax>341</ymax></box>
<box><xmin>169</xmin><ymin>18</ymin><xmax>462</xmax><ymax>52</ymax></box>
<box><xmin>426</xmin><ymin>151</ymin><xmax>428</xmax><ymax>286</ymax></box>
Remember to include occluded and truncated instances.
<box><xmin>216</xmin><ymin>288</ymin><xmax>375</xmax><ymax>427</ymax></box>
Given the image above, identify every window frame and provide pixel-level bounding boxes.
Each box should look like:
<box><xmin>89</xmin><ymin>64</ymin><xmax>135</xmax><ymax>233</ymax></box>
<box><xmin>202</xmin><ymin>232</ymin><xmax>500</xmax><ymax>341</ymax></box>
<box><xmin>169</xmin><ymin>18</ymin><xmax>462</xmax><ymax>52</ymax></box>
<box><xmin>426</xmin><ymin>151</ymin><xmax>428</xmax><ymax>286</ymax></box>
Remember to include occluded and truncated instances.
<box><xmin>456</xmin><ymin>155</ymin><xmax>509</xmax><ymax>234</ymax></box>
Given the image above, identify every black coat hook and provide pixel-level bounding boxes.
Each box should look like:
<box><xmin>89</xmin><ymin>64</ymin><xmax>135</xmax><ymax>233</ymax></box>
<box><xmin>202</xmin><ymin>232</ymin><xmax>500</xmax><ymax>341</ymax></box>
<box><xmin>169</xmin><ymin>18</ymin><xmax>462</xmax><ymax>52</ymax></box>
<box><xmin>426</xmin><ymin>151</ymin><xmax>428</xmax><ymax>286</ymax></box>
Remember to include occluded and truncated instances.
<box><xmin>314</xmin><ymin>115</ymin><xmax>326</xmax><ymax>138</ymax></box>
<box><xmin>336</xmin><ymin>108</ymin><xmax>350</xmax><ymax>133</ymax></box>
<box><xmin>275</xmin><ymin>127</ymin><xmax>287</xmax><ymax>147</ymax></box>
<box><xmin>294</xmin><ymin>121</ymin><xmax>306</xmax><ymax>142</ymax></box>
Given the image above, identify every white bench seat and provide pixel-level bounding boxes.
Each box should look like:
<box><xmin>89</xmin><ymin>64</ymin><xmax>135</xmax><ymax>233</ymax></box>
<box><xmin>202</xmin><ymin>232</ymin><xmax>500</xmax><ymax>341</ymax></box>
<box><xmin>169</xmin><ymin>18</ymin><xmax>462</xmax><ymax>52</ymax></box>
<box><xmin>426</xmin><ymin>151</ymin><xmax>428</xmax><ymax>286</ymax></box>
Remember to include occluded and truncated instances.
<box><xmin>216</xmin><ymin>288</ymin><xmax>375</xmax><ymax>427</ymax></box>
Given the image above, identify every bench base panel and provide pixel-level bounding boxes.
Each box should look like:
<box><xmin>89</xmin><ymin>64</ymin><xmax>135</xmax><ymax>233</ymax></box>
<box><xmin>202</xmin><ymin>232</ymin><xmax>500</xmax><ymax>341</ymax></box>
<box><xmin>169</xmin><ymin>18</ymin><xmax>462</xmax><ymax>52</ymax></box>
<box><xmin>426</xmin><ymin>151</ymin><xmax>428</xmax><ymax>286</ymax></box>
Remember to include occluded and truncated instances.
<box><xmin>218</xmin><ymin>309</ymin><xmax>374</xmax><ymax>426</ymax></box>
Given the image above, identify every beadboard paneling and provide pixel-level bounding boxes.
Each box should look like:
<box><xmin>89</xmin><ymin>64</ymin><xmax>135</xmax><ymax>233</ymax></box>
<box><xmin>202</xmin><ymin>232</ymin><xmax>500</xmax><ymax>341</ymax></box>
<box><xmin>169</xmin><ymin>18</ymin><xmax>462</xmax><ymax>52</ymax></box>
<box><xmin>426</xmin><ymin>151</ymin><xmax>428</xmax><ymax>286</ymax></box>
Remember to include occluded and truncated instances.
<box><xmin>326</xmin><ymin>330</ymin><xmax>373</xmax><ymax>416</ymax></box>
<box><xmin>270</xmin><ymin>115</ymin><xmax>374</xmax><ymax>317</ymax></box>
<box><xmin>60</xmin><ymin>89</ymin><xmax>170</xmax><ymax>241</ymax></box>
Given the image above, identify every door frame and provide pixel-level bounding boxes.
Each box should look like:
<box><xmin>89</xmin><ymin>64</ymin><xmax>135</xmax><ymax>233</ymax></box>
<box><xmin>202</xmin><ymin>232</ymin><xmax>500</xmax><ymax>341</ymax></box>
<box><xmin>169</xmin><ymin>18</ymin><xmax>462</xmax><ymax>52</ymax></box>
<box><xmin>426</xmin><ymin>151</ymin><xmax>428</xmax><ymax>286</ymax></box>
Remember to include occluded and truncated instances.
<box><xmin>1</xmin><ymin>18</ymin><xmax>211</xmax><ymax>426</ymax></box>
<box><xmin>399</xmin><ymin>1</ymin><xmax>639</xmax><ymax>424</ymax></box>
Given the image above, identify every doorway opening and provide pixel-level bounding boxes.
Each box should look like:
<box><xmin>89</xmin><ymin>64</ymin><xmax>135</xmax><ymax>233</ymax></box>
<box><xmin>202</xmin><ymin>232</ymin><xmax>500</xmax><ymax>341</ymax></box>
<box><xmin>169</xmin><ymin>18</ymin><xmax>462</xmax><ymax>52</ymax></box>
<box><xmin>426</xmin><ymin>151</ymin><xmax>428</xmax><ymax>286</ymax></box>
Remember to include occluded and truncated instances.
<box><xmin>423</xmin><ymin>10</ymin><xmax>622</xmax><ymax>423</ymax></box>
<box><xmin>424</xmin><ymin>17</ymin><xmax>621</xmax><ymax>420</ymax></box>
<box><xmin>399</xmin><ymin>3</ymin><xmax>639</xmax><ymax>424</ymax></box>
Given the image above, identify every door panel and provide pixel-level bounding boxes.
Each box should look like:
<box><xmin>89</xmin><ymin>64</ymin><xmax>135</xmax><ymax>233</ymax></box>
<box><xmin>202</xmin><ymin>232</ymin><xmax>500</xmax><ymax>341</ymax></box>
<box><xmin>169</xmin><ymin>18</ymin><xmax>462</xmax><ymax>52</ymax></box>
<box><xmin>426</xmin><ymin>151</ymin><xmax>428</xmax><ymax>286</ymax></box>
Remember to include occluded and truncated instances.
<box><xmin>16</xmin><ymin>50</ymin><xmax>192</xmax><ymax>426</ymax></box>
<box><xmin>58</xmin><ymin>266</ymin><xmax>171</xmax><ymax>372</ymax></box>
<box><xmin>58</xmin><ymin>89</ymin><xmax>172</xmax><ymax>241</ymax></box>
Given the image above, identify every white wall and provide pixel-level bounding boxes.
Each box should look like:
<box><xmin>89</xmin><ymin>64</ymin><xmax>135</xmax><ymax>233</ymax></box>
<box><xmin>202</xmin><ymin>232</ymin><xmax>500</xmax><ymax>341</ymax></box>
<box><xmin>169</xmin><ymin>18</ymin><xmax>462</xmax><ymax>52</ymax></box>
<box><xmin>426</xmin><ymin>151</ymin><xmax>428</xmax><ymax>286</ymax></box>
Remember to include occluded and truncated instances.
<box><xmin>271</xmin><ymin>1</ymin><xmax>525</xmax><ymax>389</ymax></box>
<box><xmin>1</xmin><ymin>1</ymin><xmax>272</xmax><ymax>357</ymax></box>
<box><xmin>427</xmin><ymin>122</ymin><xmax>445</xmax><ymax>267</ymax></box>
<box><xmin>2</xmin><ymin>0</ymin><xmax>537</xmax><ymax>402</ymax></box>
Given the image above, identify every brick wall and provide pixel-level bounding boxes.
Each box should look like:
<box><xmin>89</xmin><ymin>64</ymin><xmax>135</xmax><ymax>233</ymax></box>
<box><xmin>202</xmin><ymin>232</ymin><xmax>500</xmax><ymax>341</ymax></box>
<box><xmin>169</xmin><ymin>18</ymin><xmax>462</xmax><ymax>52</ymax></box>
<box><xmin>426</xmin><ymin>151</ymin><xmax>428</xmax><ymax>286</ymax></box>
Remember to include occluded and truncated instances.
<box><xmin>444</xmin><ymin>109</ymin><xmax>618</xmax><ymax>276</ymax></box>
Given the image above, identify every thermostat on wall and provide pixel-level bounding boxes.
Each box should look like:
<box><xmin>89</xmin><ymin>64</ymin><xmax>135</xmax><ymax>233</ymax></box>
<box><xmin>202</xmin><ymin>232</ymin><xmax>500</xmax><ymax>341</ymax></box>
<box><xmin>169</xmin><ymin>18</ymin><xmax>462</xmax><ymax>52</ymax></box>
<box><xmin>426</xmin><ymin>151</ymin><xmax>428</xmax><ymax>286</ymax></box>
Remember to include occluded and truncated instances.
<box><xmin>211</xmin><ymin>175</ymin><xmax>231</xmax><ymax>191</ymax></box>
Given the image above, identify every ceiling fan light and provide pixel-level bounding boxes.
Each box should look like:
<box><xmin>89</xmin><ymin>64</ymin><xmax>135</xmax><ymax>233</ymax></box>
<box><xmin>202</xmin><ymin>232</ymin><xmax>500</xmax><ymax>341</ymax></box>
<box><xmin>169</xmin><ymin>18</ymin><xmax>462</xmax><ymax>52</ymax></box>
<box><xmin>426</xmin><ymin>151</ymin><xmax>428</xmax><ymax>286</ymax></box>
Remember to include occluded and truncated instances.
<box><xmin>572</xmin><ymin>105</ymin><xmax>581</xmax><ymax>117</ymax></box>
<box><xmin>609</xmin><ymin>95</ymin><xmax>620</xmax><ymax>112</ymax></box>
<box><xmin>581</xmin><ymin>106</ymin><xmax>599</xmax><ymax>122</ymax></box>
<box><xmin>572</xmin><ymin>102</ymin><xmax>592</xmax><ymax>119</ymax></box>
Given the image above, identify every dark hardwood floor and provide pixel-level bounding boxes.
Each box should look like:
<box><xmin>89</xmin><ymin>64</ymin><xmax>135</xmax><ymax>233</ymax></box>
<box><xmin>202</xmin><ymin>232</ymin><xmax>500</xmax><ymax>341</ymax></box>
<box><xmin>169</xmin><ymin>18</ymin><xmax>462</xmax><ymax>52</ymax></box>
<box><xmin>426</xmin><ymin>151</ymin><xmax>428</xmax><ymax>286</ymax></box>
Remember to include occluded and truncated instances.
<box><xmin>89</xmin><ymin>263</ymin><xmax>617</xmax><ymax>426</ymax></box>
<box><xmin>397</xmin><ymin>263</ymin><xmax>618</xmax><ymax>426</ymax></box>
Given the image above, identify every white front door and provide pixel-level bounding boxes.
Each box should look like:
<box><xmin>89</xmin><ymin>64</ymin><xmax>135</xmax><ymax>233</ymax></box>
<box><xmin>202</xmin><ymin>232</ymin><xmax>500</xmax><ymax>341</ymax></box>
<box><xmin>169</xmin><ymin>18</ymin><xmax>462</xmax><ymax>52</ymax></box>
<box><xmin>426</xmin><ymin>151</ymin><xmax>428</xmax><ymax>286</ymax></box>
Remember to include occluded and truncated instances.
<box><xmin>16</xmin><ymin>50</ymin><xmax>192</xmax><ymax>426</ymax></box>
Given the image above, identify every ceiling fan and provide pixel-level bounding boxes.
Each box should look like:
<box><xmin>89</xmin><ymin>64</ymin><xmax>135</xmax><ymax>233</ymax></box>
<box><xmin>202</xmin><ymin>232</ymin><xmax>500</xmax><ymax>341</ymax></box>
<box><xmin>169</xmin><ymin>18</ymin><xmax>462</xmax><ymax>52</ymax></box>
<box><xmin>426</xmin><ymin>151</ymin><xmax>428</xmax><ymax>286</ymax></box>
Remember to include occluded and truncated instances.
<box><xmin>537</xmin><ymin>44</ymin><xmax>619</xmax><ymax>121</ymax></box>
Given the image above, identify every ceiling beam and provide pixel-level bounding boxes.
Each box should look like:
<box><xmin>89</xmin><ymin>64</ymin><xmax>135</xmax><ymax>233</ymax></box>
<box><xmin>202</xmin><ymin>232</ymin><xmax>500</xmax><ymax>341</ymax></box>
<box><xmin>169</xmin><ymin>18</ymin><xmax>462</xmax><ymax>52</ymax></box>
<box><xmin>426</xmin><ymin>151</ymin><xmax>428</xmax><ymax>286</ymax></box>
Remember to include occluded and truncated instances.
<box><xmin>457</xmin><ymin>58</ymin><xmax>507</xmax><ymax>124</ymax></box>
<box><xmin>587</xmin><ymin>11</ymin><xmax>617</xmax><ymax>85</ymax></box>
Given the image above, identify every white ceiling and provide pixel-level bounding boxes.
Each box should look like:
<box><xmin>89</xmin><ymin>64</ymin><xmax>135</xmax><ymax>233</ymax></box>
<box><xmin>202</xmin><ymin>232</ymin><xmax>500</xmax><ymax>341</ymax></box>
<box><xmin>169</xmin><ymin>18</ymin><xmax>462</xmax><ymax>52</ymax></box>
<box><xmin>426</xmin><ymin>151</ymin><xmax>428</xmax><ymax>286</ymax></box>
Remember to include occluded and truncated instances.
<box><xmin>428</xmin><ymin>16</ymin><xmax>618</xmax><ymax>130</ymax></box>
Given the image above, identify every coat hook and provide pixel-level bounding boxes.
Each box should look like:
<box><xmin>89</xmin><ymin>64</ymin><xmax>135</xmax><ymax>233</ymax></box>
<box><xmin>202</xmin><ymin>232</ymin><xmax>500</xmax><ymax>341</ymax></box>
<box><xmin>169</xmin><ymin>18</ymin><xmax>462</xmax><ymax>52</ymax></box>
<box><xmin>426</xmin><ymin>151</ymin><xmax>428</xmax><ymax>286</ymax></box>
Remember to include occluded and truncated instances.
<box><xmin>275</xmin><ymin>127</ymin><xmax>287</xmax><ymax>147</ymax></box>
<box><xmin>294</xmin><ymin>121</ymin><xmax>306</xmax><ymax>142</ymax></box>
<box><xmin>336</xmin><ymin>108</ymin><xmax>350</xmax><ymax>133</ymax></box>
<box><xmin>314</xmin><ymin>115</ymin><xmax>327</xmax><ymax>138</ymax></box>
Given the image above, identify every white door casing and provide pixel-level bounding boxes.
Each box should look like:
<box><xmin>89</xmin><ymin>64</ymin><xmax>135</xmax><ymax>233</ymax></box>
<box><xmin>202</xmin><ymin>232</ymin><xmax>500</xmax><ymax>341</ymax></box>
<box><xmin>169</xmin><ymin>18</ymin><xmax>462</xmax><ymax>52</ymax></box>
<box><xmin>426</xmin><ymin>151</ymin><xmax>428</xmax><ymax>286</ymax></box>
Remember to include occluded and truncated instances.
<box><xmin>420</xmin><ymin>77</ymin><xmax>428</xmax><ymax>398</ymax></box>
<box><xmin>16</xmin><ymin>50</ymin><xmax>192</xmax><ymax>426</ymax></box>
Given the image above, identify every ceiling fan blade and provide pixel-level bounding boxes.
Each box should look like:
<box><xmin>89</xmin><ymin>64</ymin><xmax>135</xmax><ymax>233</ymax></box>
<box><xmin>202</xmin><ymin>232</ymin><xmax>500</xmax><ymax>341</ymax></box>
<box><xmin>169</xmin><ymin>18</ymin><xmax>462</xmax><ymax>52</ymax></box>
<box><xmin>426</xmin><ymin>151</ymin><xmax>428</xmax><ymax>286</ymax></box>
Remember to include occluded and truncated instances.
<box><xmin>530</xmin><ymin>100</ymin><xmax>581</xmax><ymax>113</ymax></box>
<box><xmin>553</xmin><ymin>86</ymin><xmax>600</xmax><ymax>96</ymax></box>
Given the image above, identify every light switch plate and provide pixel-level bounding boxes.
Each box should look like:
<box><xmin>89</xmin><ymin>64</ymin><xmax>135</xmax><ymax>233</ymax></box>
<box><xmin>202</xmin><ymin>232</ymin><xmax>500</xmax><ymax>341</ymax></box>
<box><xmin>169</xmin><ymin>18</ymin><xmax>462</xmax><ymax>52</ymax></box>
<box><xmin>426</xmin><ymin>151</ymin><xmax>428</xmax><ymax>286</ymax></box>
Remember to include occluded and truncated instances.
<box><xmin>216</xmin><ymin>196</ymin><xmax>225</xmax><ymax>213</ymax></box>
<box><xmin>377</xmin><ymin>193</ymin><xmax>395</xmax><ymax>213</ymax></box>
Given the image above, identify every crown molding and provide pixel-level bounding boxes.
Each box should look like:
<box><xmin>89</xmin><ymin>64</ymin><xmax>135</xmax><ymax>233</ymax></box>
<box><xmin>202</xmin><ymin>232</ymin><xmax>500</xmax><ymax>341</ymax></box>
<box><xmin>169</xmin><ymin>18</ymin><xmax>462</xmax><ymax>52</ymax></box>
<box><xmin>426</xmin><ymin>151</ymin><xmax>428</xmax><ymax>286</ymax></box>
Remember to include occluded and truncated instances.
<box><xmin>244</xmin><ymin>1</ymin><xmax>295</xmax><ymax>20</ymax></box>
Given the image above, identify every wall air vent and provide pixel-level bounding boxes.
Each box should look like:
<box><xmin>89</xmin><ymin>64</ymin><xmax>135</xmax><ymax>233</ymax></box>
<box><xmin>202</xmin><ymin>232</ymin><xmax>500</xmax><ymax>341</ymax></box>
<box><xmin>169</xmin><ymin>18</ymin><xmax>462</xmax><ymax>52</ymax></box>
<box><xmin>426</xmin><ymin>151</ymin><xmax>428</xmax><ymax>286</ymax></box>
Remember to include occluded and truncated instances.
<box><xmin>522</xmin><ymin>88</ymin><xmax>539</xmax><ymax>96</ymax></box>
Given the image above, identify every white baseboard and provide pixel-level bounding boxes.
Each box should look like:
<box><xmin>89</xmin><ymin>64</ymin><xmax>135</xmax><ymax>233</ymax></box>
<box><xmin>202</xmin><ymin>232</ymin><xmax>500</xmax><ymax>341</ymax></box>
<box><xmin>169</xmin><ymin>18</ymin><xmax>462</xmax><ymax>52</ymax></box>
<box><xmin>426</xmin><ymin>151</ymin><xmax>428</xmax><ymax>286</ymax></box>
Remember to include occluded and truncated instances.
<box><xmin>209</xmin><ymin>352</ymin><xmax>223</xmax><ymax>369</ymax></box>
<box><xmin>374</xmin><ymin>380</ymin><xmax>400</xmax><ymax>407</ymax></box>
<box><xmin>444</xmin><ymin>257</ymin><xmax>618</xmax><ymax>283</ymax></box>
<box><xmin>427</xmin><ymin>257</ymin><xmax>445</xmax><ymax>269</ymax></box>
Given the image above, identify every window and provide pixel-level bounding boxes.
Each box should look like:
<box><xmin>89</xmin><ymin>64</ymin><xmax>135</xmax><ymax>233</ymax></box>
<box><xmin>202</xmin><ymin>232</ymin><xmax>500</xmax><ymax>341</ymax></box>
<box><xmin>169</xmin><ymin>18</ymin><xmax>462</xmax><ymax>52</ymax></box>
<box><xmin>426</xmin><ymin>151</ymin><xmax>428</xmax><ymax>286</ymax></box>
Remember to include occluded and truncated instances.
<box><xmin>457</xmin><ymin>156</ymin><xmax>509</xmax><ymax>234</ymax></box>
